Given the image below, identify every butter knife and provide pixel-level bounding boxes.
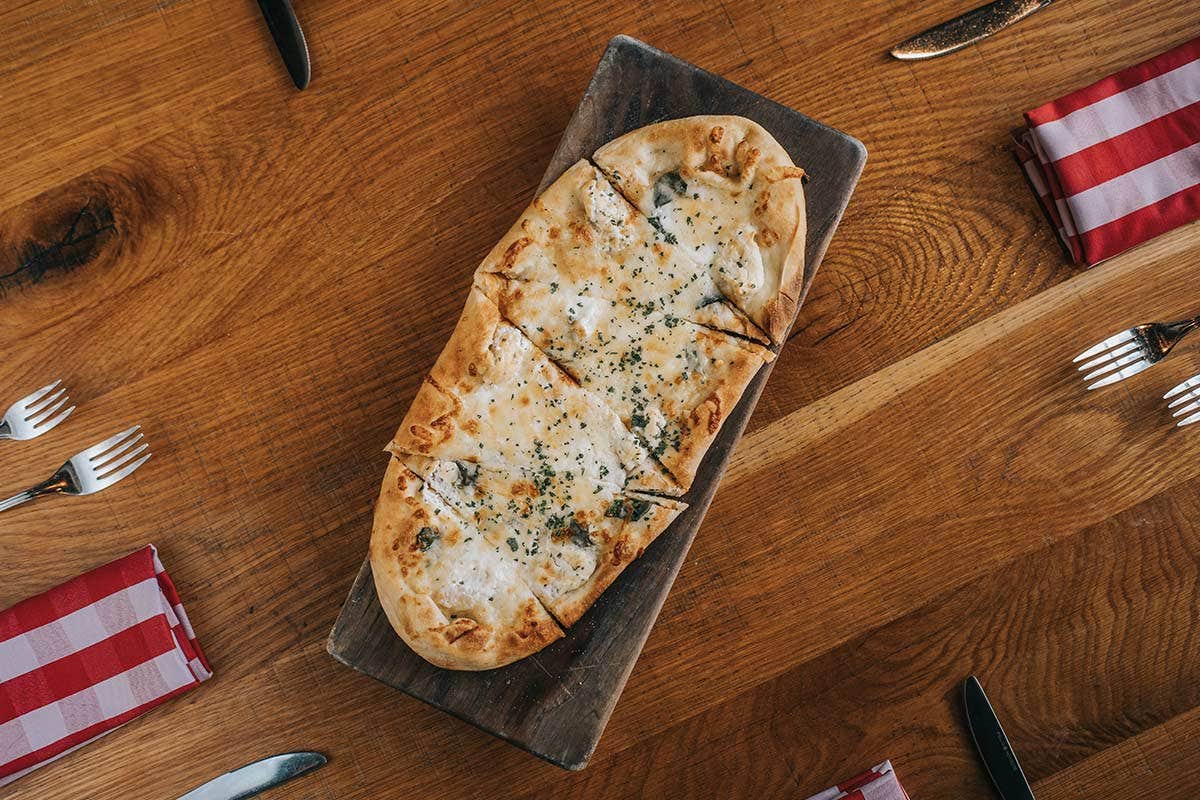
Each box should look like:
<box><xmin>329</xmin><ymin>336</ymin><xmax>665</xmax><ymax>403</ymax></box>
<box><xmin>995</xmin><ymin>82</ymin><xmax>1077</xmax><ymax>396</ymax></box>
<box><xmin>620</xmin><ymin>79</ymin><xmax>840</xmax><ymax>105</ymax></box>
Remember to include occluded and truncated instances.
<box><xmin>176</xmin><ymin>752</ymin><xmax>327</xmax><ymax>800</ymax></box>
<box><xmin>891</xmin><ymin>0</ymin><xmax>1055</xmax><ymax>61</ymax></box>
<box><xmin>257</xmin><ymin>0</ymin><xmax>311</xmax><ymax>89</ymax></box>
<box><xmin>963</xmin><ymin>676</ymin><xmax>1036</xmax><ymax>800</ymax></box>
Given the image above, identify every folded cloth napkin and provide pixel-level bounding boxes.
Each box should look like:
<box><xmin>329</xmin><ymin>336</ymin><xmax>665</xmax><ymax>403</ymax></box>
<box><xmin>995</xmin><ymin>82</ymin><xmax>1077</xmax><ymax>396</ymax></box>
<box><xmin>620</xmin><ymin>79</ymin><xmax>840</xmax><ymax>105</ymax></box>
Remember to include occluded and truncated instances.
<box><xmin>806</xmin><ymin>761</ymin><xmax>909</xmax><ymax>800</ymax></box>
<box><xmin>1015</xmin><ymin>36</ymin><xmax>1200</xmax><ymax>266</ymax></box>
<box><xmin>0</xmin><ymin>545</ymin><xmax>212</xmax><ymax>786</ymax></box>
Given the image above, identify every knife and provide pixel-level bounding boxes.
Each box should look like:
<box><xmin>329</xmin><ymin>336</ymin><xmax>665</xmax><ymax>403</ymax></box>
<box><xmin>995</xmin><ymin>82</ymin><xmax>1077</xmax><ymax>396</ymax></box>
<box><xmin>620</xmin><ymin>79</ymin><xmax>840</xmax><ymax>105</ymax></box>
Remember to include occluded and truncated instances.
<box><xmin>257</xmin><ymin>0</ymin><xmax>312</xmax><ymax>90</ymax></box>
<box><xmin>963</xmin><ymin>676</ymin><xmax>1036</xmax><ymax>800</ymax></box>
<box><xmin>176</xmin><ymin>751</ymin><xmax>327</xmax><ymax>800</ymax></box>
<box><xmin>890</xmin><ymin>0</ymin><xmax>1055</xmax><ymax>61</ymax></box>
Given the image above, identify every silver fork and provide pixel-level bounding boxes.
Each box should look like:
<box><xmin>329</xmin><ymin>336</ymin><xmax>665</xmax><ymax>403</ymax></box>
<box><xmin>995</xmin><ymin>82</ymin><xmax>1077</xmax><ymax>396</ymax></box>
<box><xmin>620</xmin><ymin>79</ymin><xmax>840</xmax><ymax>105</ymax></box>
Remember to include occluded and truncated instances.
<box><xmin>0</xmin><ymin>426</ymin><xmax>151</xmax><ymax>513</ymax></box>
<box><xmin>1165</xmin><ymin>375</ymin><xmax>1200</xmax><ymax>428</ymax></box>
<box><xmin>1074</xmin><ymin>315</ymin><xmax>1200</xmax><ymax>390</ymax></box>
<box><xmin>0</xmin><ymin>380</ymin><xmax>76</xmax><ymax>440</ymax></box>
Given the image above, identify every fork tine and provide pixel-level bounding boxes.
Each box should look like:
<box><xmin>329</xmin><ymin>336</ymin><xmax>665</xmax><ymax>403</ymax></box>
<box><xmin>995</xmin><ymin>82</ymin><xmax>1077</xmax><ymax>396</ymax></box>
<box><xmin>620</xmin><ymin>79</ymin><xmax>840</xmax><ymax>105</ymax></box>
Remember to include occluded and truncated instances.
<box><xmin>1083</xmin><ymin>351</ymin><xmax>1144</xmax><ymax>383</ymax></box>
<box><xmin>82</xmin><ymin>425</ymin><xmax>142</xmax><ymax>460</ymax></box>
<box><xmin>28</xmin><ymin>396</ymin><xmax>69</xmax><ymax>425</ymax></box>
<box><xmin>1167</xmin><ymin>386</ymin><xmax>1200</xmax><ymax>409</ymax></box>
<box><xmin>1076</xmin><ymin>340</ymin><xmax>1141</xmax><ymax>373</ymax></box>
<box><xmin>92</xmin><ymin>432</ymin><xmax>144</xmax><ymax>469</ymax></box>
<box><xmin>1172</xmin><ymin>398</ymin><xmax>1200</xmax><ymax>419</ymax></box>
<box><xmin>1087</xmin><ymin>359</ymin><xmax>1152</xmax><ymax>390</ymax></box>
<box><xmin>1165</xmin><ymin>376</ymin><xmax>1200</xmax><ymax>400</ymax></box>
<box><xmin>32</xmin><ymin>404</ymin><xmax>75</xmax><ymax>433</ymax></box>
<box><xmin>19</xmin><ymin>379</ymin><xmax>62</xmax><ymax>408</ymax></box>
<box><xmin>25</xmin><ymin>387</ymin><xmax>66</xmax><ymax>416</ymax></box>
<box><xmin>1181</xmin><ymin>410</ymin><xmax>1200</xmax><ymax>427</ymax></box>
<box><xmin>1080</xmin><ymin>340</ymin><xmax>1142</xmax><ymax>374</ymax></box>
<box><xmin>1074</xmin><ymin>330</ymin><xmax>1136</xmax><ymax>363</ymax></box>
<box><xmin>96</xmin><ymin>443</ymin><xmax>148</xmax><ymax>477</ymax></box>
<box><xmin>96</xmin><ymin>453</ymin><xmax>151</xmax><ymax>487</ymax></box>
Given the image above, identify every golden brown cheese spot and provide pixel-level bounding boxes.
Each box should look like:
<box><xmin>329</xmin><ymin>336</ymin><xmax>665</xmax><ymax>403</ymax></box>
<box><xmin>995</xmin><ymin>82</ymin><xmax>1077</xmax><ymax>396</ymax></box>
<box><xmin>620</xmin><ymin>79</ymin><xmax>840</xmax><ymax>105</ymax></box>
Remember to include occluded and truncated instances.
<box><xmin>754</xmin><ymin>190</ymin><xmax>771</xmax><ymax>216</ymax></box>
<box><xmin>501</xmin><ymin>237</ymin><xmax>533</xmax><ymax>272</ymax></box>
<box><xmin>768</xmin><ymin>165</ymin><xmax>807</xmax><ymax>182</ymax></box>
<box><xmin>709</xmin><ymin>125</ymin><xmax>725</xmax><ymax>144</ymax></box>
<box><xmin>511</xmin><ymin>480</ymin><xmax>538</xmax><ymax>497</ymax></box>
<box><xmin>467</xmin><ymin>362</ymin><xmax>478</xmax><ymax>376</ymax></box>
<box><xmin>407</xmin><ymin>425</ymin><xmax>433</xmax><ymax>451</ymax></box>
<box><xmin>462</xmin><ymin>418</ymin><xmax>480</xmax><ymax>435</ymax></box>
<box><xmin>756</xmin><ymin>227</ymin><xmax>779</xmax><ymax>247</ymax></box>
<box><xmin>690</xmin><ymin>392</ymin><xmax>723</xmax><ymax>435</ymax></box>
<box><xmin>568</xmin><ymin>220</ymin><xmax>593</xmax><ymax>244</ymax></box>
<box><xmin>548</xmin><ymin>226</ymin><xmax>561</xmax><ymax>240</ymax></box>
<box><xmin>611</xmin><ymin>537</ymin><xmax>632</xmax><ymax>565</ymax></box>
<box><xmin>391</xmin><ymin>537</ymin><xmax>401</xmax><ymax>551</ymax></box>
<box><xmin>444</xmin><ymin>618</ymin><xmax>479</xmax><ymax>644</ymax></box>
<box><xmin>735</xmin><ymin>140</ymin><xmax>761</xmax><ymax>179</ymax></box>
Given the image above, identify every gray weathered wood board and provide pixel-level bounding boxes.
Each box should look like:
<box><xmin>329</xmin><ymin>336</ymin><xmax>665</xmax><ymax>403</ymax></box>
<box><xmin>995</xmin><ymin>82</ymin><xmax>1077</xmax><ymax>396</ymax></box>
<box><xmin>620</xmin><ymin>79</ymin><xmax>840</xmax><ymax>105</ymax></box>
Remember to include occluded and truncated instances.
<box><xmin>326</xmin><ymin>34</ymin><xmax>867</xmax><ymax>771</ymax></box>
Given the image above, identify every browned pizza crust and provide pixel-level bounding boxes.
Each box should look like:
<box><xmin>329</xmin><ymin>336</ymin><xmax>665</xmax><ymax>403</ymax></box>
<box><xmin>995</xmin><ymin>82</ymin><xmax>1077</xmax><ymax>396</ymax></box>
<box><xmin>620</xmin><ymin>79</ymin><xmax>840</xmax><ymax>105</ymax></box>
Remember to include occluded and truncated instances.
<box><xmin>593</xmin><ymin>115</ymin><xmax>807</xmax><ymax>343</ymax></box>
<box><xmin>369</xmin><ymin>458</ymin><xmax>563</xmax><ymax>670</ymax></box>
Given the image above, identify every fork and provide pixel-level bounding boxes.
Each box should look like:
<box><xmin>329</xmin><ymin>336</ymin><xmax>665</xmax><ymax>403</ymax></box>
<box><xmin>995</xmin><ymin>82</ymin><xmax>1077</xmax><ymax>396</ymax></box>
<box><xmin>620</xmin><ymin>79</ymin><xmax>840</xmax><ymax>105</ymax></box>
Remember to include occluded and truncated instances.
<box><xmin>1165</xmin><ymin>375</ymin><xmax>1200</xmax><ymax>428</ymax></box>
<box><xmin>0</xmin><ymin>426</ymin><xmax>150</xmax><ymax>513</ymax></box>
<box><xmin>0</xmin><ymin>380</ymin><xmax>75</xmax><ymax>440</ymax></box>
<box><xmin>1073</xmin><ymin>315</ymin><xmax>1200</xmax><ymax>390</ymax></box>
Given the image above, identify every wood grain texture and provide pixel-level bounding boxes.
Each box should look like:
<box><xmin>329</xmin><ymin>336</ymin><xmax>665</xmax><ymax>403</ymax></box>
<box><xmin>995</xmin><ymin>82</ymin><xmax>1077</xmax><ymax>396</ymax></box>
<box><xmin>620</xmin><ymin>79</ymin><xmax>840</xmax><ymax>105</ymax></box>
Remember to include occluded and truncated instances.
<box><xmin>326</xmin><ymin>36</ymin><xmax>866</xmax><ymax>770</ymax></box>
<box><xmin>1</xmin><ymin>1</ymin><xmax>1198</xmax><ymax>798</ymax></box>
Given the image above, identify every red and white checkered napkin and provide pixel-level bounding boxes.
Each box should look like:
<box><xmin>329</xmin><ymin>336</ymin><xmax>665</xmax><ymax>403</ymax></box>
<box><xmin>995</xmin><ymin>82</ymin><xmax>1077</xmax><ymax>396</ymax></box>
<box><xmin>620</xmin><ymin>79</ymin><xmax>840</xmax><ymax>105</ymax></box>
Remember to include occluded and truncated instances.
<box><xmin>805</xmin><ymin>761</ymin><xmax>909</xmax><ymax>800</ymax></box>
<box><xmin>0</xmin><ymin>545</ymin><xmax>212</xmax><ymax>786</ymax></box>
<box><xmin>1015</xmin><ymin>36</ymin><xmax>1200</xmax><ymax>266</ymax></box>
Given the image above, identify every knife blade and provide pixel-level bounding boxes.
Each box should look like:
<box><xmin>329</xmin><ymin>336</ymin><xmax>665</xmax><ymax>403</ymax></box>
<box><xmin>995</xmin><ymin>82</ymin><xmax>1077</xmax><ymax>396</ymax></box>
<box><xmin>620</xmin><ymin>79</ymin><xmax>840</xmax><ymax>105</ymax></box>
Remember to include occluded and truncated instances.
<box><xmin>176</xmin><ymin>751</ymin><xmax>326</xmax><ymax>800</ymax></box>
<box><xmin>890</xmin><ymin>0</ymin><xmax>1055</xmax><ymax>61</ymax></box>
<box><xmin>963</xmin><ymin>676</ymin><xmax>1036</xmax><ymax>800</ymax></box>
<box><xmin>257</xmin><ymin>0</ymin><xmax>312</xmax><ymax>89</ymax></box>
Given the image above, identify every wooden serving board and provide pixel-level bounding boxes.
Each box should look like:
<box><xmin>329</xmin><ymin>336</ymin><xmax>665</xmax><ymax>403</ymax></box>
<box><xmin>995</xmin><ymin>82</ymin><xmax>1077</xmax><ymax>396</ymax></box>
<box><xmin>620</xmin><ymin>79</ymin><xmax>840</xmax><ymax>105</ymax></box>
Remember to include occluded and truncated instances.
<box><xmin>326</xmin><ymin>35</ymin><xmax>867</xmax><ymax>770</ymax></box>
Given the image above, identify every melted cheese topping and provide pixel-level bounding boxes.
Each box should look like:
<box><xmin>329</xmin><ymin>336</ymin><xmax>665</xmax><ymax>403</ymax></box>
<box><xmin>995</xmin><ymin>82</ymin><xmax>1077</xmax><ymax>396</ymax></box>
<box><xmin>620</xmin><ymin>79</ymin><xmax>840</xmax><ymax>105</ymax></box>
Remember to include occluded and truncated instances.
<box><xmin>408</xmin><ymin>457</ymin><xmax>672</xmax><ymax>614</ymax></box>
<box><xmin>489</xmin><ymin>278</ymin><xmax>763</xmax><ymax>475</ymax></box>
<box><xmin>404</xmin><ymin>479</ymin><xmax>534</xmax><ymax>625</ymax></box>
<box><xmin>423</xmin><ymin>317</ymin><xmax>672</xmax><ymax>492</ymax></box>
<box><xmin>480</xmin><ymin>162</ymin><xmax>764</xmax><ymax>342</ymax></box>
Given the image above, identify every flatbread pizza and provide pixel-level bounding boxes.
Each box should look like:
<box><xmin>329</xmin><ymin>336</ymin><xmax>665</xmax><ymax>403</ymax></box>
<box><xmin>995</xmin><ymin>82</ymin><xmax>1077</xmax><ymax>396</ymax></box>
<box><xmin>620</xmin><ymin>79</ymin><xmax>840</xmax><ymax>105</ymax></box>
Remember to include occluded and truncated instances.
<box><xmin>370</xmin><ymin>115</ymin><xmax>805</xmax><ymax>670</ymax></box>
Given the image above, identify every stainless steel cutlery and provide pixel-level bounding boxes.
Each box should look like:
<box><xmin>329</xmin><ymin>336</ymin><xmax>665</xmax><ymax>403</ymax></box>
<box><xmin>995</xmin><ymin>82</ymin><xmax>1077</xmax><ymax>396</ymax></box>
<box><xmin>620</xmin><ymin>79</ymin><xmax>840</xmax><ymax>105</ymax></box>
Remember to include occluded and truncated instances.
<box><xmin>891</xmin><ymin>0</ymin><xmax>1056</xmax><ymax>61</ymax></box>
<box><xmin>176</xmin><ymin>751</ymin><xmax>327</xmax><ymax>800</ymax></box>
<box><xmin>1165</xmin><ymin>375</ymin><xmax>1200</xmax><ymax>428</ymax></box>
<box><xmin>0</xmin><ymin>380</ymin><xmax>75</xmax><ymax>440</ymax></box>
<box><xmin>1073</xmin><ymin>315</ymin><xmax>1200</xmax><ymax>390</ymax></box>
<box><xmin>0</xmin><ymin>425</ymin><xmax>150</xmax><ymax>512</ymax></box>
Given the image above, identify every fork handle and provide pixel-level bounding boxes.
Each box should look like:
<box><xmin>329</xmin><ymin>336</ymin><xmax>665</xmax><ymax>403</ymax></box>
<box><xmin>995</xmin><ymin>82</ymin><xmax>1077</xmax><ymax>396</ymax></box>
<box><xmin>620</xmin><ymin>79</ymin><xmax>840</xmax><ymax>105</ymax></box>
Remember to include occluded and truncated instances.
<box><xmin>0</xmin><ymin>477</ymin><xmax>65</xmax><ymax>513</ymax></box>
<box><xmin>0</xmin><ymin>489</ymin><xmax>39</xmax><ymax>512</ymax></box>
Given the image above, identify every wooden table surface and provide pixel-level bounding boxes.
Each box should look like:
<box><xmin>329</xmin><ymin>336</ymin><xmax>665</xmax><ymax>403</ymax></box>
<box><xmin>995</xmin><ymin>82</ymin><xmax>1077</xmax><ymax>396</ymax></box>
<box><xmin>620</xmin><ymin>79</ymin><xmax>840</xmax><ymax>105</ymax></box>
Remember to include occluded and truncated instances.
<box><xmin>2</xmin><ymin>1</ymin><xmax>1198</xmax><ymax>798</ymax></box>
